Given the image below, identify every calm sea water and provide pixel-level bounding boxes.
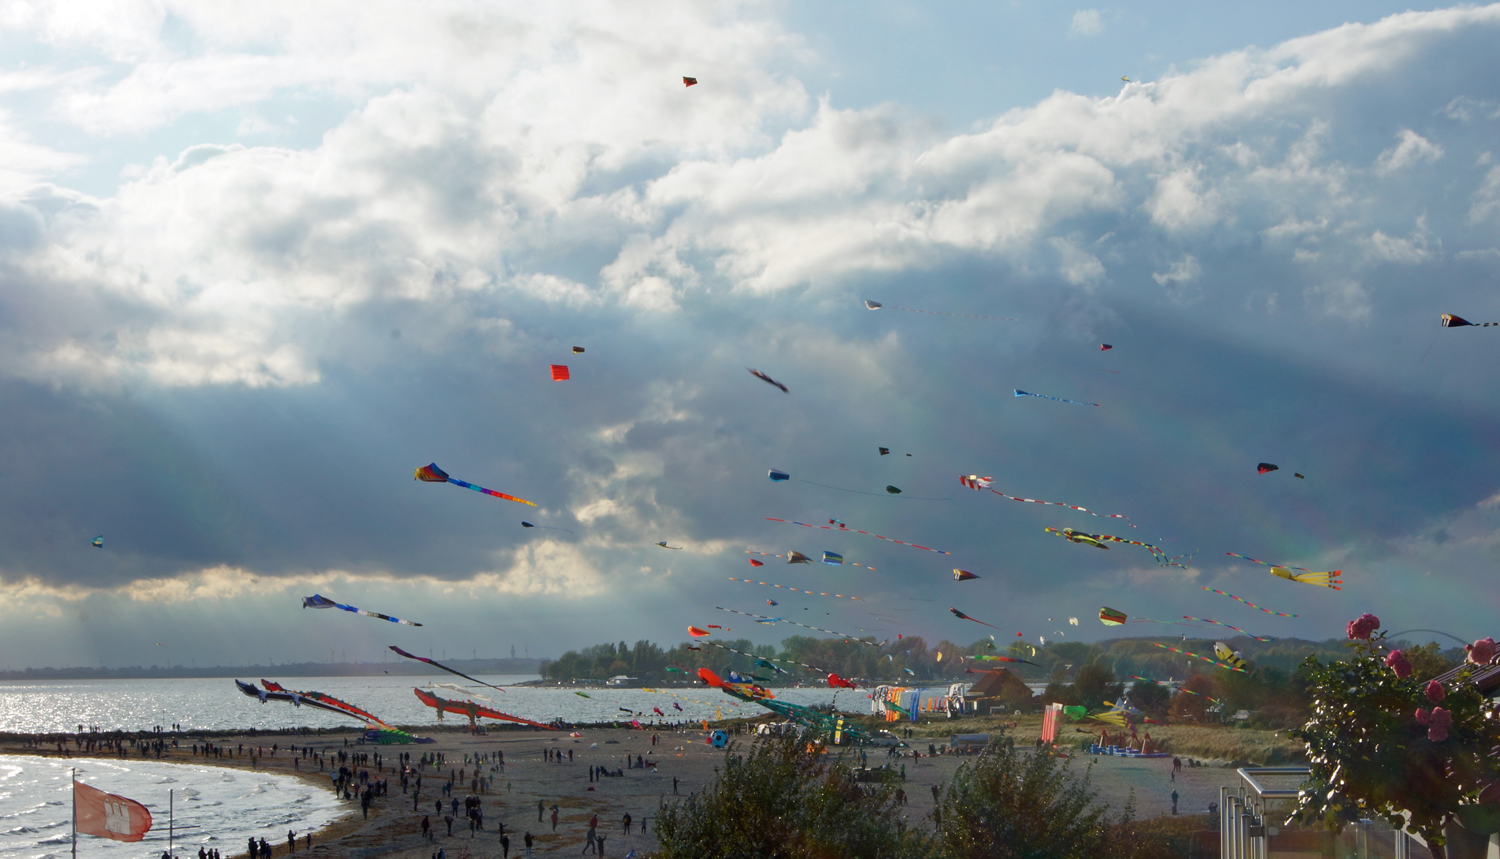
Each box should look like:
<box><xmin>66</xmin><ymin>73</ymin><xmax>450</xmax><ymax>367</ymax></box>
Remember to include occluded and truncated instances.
<box><xmin>0</xmin><ymin>676</ymin><xmax>865</xmax><ymax>735</ymax></box>
<box><xmin>0</xmin><ymin>755</ymin><xmax>348</xmax><ymax>859</ymax></box>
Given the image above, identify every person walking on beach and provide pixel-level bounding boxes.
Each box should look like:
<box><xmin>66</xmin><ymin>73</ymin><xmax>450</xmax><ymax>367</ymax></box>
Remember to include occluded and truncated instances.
<box><xmin>1171</xmin><ymin>789</ymin><xmax>1179</xmax><ymax>815</ymax></box>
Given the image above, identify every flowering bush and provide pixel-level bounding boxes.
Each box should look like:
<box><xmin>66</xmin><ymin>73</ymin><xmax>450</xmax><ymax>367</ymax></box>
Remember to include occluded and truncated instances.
<box><xmin>1291</xmin><ymin>619</ymin><xmax>1500</xmax><ymax>858</ymax></box>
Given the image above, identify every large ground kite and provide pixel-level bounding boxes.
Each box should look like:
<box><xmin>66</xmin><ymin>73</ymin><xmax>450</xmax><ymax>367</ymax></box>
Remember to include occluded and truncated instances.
<box><xmin>303</xmin><ymin>594</ymin><xmax>422</xmax><ymax>626</ymax></box>
<box><xmin>1225</xmin><ymin>553</ymin><xmax>1342</xmax><ymax>588</ymax></box>
<box><xmin>389</xmin><ymin>645</ymin><xmax>507</xmax><ymax>692</ymax></box>
<box><xmin>415</xmin><ymin>463</ymin><xmax>535</xmax><ymax>507</ymax></box>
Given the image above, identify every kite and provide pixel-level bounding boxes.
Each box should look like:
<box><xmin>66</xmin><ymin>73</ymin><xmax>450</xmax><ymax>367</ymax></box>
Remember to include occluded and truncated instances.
<box><xmin>1150</xmin><ymin>642</ymin><xmax>1248</xmax><ymax>673</ymax></box>
<box><xmin>303</xmin><ymin>594</ymin><xmax>422</xmax><ymax>627</ymax></box>
<box><xmin>950</xmin><ymin>607</ymin><xmax>1004</xmax><ymax>631</ymax></box>
<box><xmin>1046</xmin><ymin>528</ymin><xmax>1192</xmax><ymax>567</ymax></box>
<box><xmin>1442</xmin><ymin>314</ymin><xmax>1499</xmax><ymax>328</ymax></box>
<box><xmin>862</xmin><ymin>300</ymin><xmax>1017</xmax><ymax>321</ymax></box>
<box><xmin>572</xmin><ymin>346</ymin><xmax>585</xmax><ymax>353</ymax></box>
<box><xmin>960</xmin><ymin>475</ymin><xmax>994</xmax><ymax>491</ymax></box>
<box><xmin>885</xmin><ymin>485</ymin><xmax>902</xmax><ymax>494</ymax></box>
<box><xmin>1100</xmin><ymin>344</ymin><xmax>1113</xmax><ymax>351</ymax></box>
<box><xmin>1015</xmin><ymin>390</ymin><xmax>1099</xmax><ymax>407</ymax></box>
<box><xmin>748</xmin><ymin>369</ymin><xmax>789</xmax><ymax>393</ymax></box>
<box><xmin>768</xmin><ymin>470</ymin><xmax>790</xmax><ymax>482</ymax></box>
<box><xmin>91</xmin><ymin>536</ymin><xmax>103</xmax><ymax>548</ymax></box>
<box><xmin>953</xmin><ymin>569</ymin><xmax>980</xmax><ymax>581</ymax></box>
<box><xmin>976</xmin><ymin>484</ymin><xmax>1134</xmax><ymax>527</ymax></box>
<box><xmin>389</xmin><ymin>646</ymin><xmax>508</xmax><ymax>692</ymax></box>
<box><xmin>970</xmin><ymin>654</ymin><xmax>1039</xmax><ymax>666</ymax></box>
<box><xmin>1257</xmin><ymin>463</ymin><xmax>1278</xmax><ymax>474</ymax></box>
<box><xmin>1099</xmin><ymin>607</ymin><xmax>1127</xmax><ymax>626</ymax></box>
<box><xmin>688</xmin><ymin>626</ymin><xmax>711</xmax><ymax>637</ymax></box>
<box><xmin>682</xmin><ymin>76</ymin><xmax>698</xmax><ymax>87</ymax></box>
<box><xmin>1225</xmin><ymin>553</ymin><xmax>1342</xmax><ymax>589</ymax></box>
<box><xmin>521</xmin><ymin>521</ymin><xmax>574</xmax><ymax>533</ymax></box>
<box><xmin>714</xmin><ymin>606</ymin><xmax>878</xmax><ymax>643</ymax></box>
<box><xmin>656</xmin><ymin>542</ymin><xmax>683</xmax><ymax>550</ymax></box>
<box><xmin>1200</xmin><ymin>587</ymin><xmax>1298</xmax><ymax>617</ymax></box>
<box><xmin>1182</xmin><ymin>617</ymin><xmax>1271</xmax><ymax>641</ymax></box>
<box><xmin>1213</xmin><ymin>642</ymin><xmax>1249</xmax><ymax>671</ymax></box>
<box><xmin>727</xmin><ymin>576</ymin><xmax>862</xmax><ymax>600</ymax></box>
<box><xmin>415</xmin><ymin>463</ymin><xmax>536</xmax><ymax>507</ymax></box>
<box><xmin>414</xmin><ymin>688</ymin><xmax>553</xmax><ymax>729</ymax></box>
<box><xmin>766</xmin><ymin>518</ymin><xmax>951</xmax><ymax>555</ymax></box>
<box><xmin>550</xmin><ymin>365</ymin><xmax>570</xmax><ymax>381</ymax></box>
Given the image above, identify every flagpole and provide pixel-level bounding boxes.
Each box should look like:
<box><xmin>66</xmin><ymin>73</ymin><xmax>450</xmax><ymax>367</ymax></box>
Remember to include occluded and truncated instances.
<box><xmin>71</xmin><ymin>769</ymin><xmax>76</xmax><ymax>859</ymax></box>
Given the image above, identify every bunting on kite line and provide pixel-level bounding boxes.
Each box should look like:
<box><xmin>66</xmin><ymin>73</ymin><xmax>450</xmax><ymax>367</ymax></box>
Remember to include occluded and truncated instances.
<box><xmin>1015</xmin><ymin>390</ymin><xmax>1099</xmax><ymax>407</ymax></box>
<box><xmin>1181</xmin><ymin>617</ymin><xmax>1271</xmax><ymax>641</ymax></box>
<box><xmin>1225</xmin><ymin>553</ymin><xmax>1342</xmax><ymax>589</ymax></box>
<box><xmin>766</xmin><ymin>518</ymin><xmax>951</xmax><ymax>555</ymax></box>
<box><xmin>389</xmin><ymin>646</ymin><xmax>507</xmax><ymax>692</ymax></box>
<box><xmin>862</xmin><ymin>300</ymin><xmax>1017</xmax><ymax>321</ymax></box>
<box><xmin>1200</xmin><ymin>588</ymin><xmax>1298</xmax><ymax>617</ymax></box>
<box><xmin>973</xmin><ymin>483</ymin><xmax>1134</xmax><ymax>527</ymax></box>
<box><xmin>415</xmin><ymin>463</ymin><xmax>536</xmax><ymax>507</ymax></box>
<box><xmin>714</xmin><ymin>606</ymin><xmax>879</xmax><ymax>644</ymax></box>
<box><xmin>727</xmin><ymin>577</ymin><xmax>863</xmax><ymax>599</ymax></box>
<box><xmin>303</xmin><ymin>594</ymin><xmax>423</xmax><ymax>627</ymax></box>
<box><xmin>1151</xmin><ymin>642</ymin><xmax>1248</xmax><ymax>673</ymax></box>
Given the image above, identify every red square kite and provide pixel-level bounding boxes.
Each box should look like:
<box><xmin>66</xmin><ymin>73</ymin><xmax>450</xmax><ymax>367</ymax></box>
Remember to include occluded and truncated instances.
<box><xmin>550</xmin><ymin>365</ymin><xmax>570</xmax><ymax>381</ymax></box>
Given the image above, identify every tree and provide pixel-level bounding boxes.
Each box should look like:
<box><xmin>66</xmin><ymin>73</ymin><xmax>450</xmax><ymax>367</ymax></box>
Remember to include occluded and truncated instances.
<box><xmin>932</xmin><ymin>733</ymin><xmax>1113</xmax><ymax>859</ymax></box>
<box><xmin>654</xmin><ymin>733</ymin><xmax>928</xmax><ymax>859</ymax></box>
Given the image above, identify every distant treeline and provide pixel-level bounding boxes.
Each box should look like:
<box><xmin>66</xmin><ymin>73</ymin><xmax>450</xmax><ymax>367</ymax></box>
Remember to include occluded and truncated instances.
<box><xmin>543</xmin><ymin>634</ymin><xmax>1464</xmax><ymax>688</ymax></box>
<box><xmin>0</xmin><ymin>658</ymin><xmax>544</xmax><ymax>682</ymax></box>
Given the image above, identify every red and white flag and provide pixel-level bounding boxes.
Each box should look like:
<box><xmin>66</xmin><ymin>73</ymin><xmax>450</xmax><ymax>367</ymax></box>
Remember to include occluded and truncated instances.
<box><xmin>75</xmin><ymin>780</ymin><xmax>152</xmax><ymax>842</ymax></box>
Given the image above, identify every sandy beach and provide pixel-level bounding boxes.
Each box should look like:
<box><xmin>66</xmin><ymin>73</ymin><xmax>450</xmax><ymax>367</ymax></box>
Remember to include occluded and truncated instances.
<box><xmin>2</xmin><ymin>725</ymin><xmax>1235</xmax><ymax>856</ymax></box>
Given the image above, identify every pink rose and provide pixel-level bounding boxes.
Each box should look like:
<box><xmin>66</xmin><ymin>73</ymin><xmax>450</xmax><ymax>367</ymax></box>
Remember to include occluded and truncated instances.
<box><xmin>1426</xmin><ymin>680</ymin><xmax>1446</xmax><ymax>703</ymax></box>
<box><xmin>1386</xmin><ymin>649</ymin><xmax>1412</xmax><ymax>679</ymax></box>
<box><xmin>1415</xmin><ymin>707</ymin><xmax>1452</xmax><ymax>742</ymax></box>
<box><xmin>1467</xmin><ymin>637</ymin><xmax>1497</xmax><ymax>665</ymax></box>
<box><xmin>1346</xmin><ymin>614</ymin><xmax>1381</xmax><ymax>640</ymax></box>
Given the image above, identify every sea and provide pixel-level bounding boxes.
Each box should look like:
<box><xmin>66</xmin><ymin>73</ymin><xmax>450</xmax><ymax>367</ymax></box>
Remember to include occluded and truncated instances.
<box><xmin>0</xmin><ymin>675</ymin><xmax>866</xmax><ymax>735</ymax></box>
<box><xmin>0</xmin><ymin>755</ymin><xmax>348</xmax><ymax>859</ymax></box>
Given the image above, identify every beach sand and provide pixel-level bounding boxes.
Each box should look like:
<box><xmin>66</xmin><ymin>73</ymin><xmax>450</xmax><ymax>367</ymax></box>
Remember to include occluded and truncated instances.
<box><xmin>2</xmin><ymin>726</ymin><xmax>1235</xmax><ymax>856</ymax></box>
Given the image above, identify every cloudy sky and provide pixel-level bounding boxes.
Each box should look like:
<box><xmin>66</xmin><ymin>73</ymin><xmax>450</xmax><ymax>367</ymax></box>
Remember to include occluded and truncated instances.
<box><xmin>2</xmin><ymin>0</ymin><xmax>1499</xmax><ymax>671</ymax></box>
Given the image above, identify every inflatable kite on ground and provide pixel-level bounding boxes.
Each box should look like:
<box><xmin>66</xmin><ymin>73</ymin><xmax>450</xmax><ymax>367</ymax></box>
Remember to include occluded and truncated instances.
<box><xmin>1151</xmin><ymin>642</ymin><xmax>1248</xmax><ymax>673</ymax></box>
<box><xmin>656</xmin><ymin>542</ymin><xmax>683</xmax><ymax>550</ymax></box>
<box><xmin>1099</xmin><ymin>607</ymin><xmax>1127</xmax><ymax>626</ymax></box>
<box><xmin>1257</xmin><ymin>463</ymin><xmax>1278</xmax><ymax>474</ymax></box>
<box><xmin>550</xmin><ymin>365</ymin><xmax>570</xmax><ymax>380</ymax></box>
<box><xmin>415</xmin><ymin>463</ymin><xmax>535</xmax><ymax>507</ymax></box>
<box><xmin>389</xmin><ymin>646</ymin><xmax>508</xmax><ymax>692</ymax></box>
<box><xmin>768</xmin><ymin>469</ymin><xmax>790</xmax><ymax>481</ymax></box>
<box><xmin>767</xmin><ymin>518</ymin><xmax>952</xmax><ymax>555</ymax></box>
<box><xmin>950</xmin><ymin>607</ymin><xmax>1004</xmax><ymax>631</ymax></box>
<box><xmin>862</xmin><ymin>299</ymin><xmax>1017</xmax><ymax>320</ymax></box>
<box><xmin>1225</xmin><ymin>553</ymin><xmax>1342</xmax><ymax>589</ymax></box>
<box><xmin>953</xmin><ymin>569</ymin><xmax>980</xmax><ymax>581</ymax></box>
<box><xmin>1200</xmin><ymin>587</ymin><xmax>1298</xmax><ymax>617</ymax></box>
<box><xmin>91</xmin><ymin>536</ymin><xmax>103</xmax><ymax>548</ymax></box>
<box><xmin>1442</xmin><ymin>314</ymin><xmax>1498</xmax><ymax>328</ymax></box>
<box><xmin>303</xmin><ymin>594</ymin><xmax>422</xmax><ymax>626</ymax></box>
<box><xmin>1182</xmin><ymin>617</ymin><xmax>1271</xmax><ymax>641</ymax></box>
<box><xmin>748</xmin><ymin>369</ymin><xmax>788</xmax><ymax>393</ymax></box>
<box><xmin>1213</xmin><ymin>642</ymin><xmax>1249</xmax><ymax>671</ymax></box>
<box><xmin>414</xmin><ymin>688</ymin><xmax>553</xmax><ymax>729</ymax></box>
<box><xmin>977</xmin><ymin>484</ymin><xmax>1134</xmax><ymax>527</ymax></box>
<box><xmin>727</xmin><ymin>576</ymin><xmax>862</xmax><ymax>600</ymax></box>
<box><xmin>682</xmin><ymin>76</ymin><xmax>698</xmax><ymax>87</ymax></box>
<box><xmin>1015</xmin><ymin>390</ymin><xmax>1099</xmax><ymax>407</ymax></box>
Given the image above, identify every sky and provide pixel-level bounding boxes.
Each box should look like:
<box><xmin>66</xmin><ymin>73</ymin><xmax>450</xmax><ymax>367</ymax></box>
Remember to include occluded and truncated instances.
<box><xmin>2</xmin><ymin>0</ymin><xmax>1499</xmax><ymax>671</ymax></box>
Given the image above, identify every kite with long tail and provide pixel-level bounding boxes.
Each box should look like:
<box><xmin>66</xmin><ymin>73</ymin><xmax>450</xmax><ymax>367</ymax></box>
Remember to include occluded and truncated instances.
<box><xmin>727</xmin><ymin>577</ymin><xmax>862</xmax><ymax>600</ymax></box>
<box><xmin>303</xmin><ymin>594</ymin><xmax>422</xmax><ymax>627</ymax></box>
<box><xmin>1151</xmin><ymin>642</ymin><xmax>1248</xmax><ymax>673</ymax></box>
<box><xmin>1181</xmin><ymin>617</ymin><xmax>1271</xmax><ymax>641</ymax></box>
<box><xmin>1015</xmin><ymin>390</ymin><xmax>1099</xmax><ymax>407</ymax></box>
<box><xmin>1225</xmin><ymin>553</ymin><xmax>1342</xmax><ymax>589</ymax></box>
<box><xmin>863</xmin><ymin>300</ymin><xmax>1017</xmax><ymax>321</ymax></box>
<box><xmin>389</xmin><ymin>646</ymin><xmax>507</xmax><ymax>693</ymax></box>
<box><xmin>713</xmin><ymin>607</ymin><xmax>880</xmax><ymax>644</ymax></box>
<box><xmin>966</xmin><ymin>479</ymin><xmax>1134</xmax><ymax>527</ymax></box>
<box><xmin>766</xmin><ymin>519</ymin><xmax>951</xmax><ymax>555</ymax></box>
<box><xmin>1200</xmin><ymin>587</ymin><xmax>1298</xmax><ymax>617</ymax></box>
<box><xmin>415</xmin><ymin>463</ymin><xmax>535</xmax><ymax>507</ymax></box>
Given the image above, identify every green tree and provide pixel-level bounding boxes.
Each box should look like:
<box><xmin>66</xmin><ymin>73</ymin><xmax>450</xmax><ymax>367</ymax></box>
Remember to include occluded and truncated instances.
<box><xmin>654</xmin><ymin>733</ymin><xmax>928</xmax><ymax>859</ymax></box>
<box><xmin>932</xmin><ymin>732</ymin><xmax>1113</xmax><ymax>859</ymax></box>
